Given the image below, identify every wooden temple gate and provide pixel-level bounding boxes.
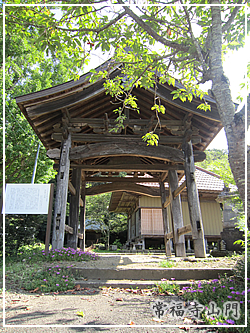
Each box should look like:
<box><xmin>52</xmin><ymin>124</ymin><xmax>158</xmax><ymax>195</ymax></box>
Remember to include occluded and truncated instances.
<box><xmin>16</xmin><ymin>60</ymin><xmax>223</xmax><ymax>258</ymax></box>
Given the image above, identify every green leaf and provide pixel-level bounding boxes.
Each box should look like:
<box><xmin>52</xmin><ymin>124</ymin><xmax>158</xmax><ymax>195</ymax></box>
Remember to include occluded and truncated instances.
<box><xmin>76</xmin><ymin>311</ymin><xmax>85</xmax><ymax>317</ymax></box>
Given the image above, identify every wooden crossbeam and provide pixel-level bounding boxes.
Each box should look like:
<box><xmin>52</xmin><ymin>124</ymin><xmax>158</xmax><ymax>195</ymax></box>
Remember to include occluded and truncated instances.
<box><xmin>64</xmin><ymin>224</ymin><xmax>83</xmax><ymax>240</ymax></box>
<box><xmin>163</xmin><ymin>197</ymin><xmax>171</xmax><ymax>209</ymax></box>
<box><xmin>54</xmin><ymin>163</ymin><xmax>185</xmax><ymax>172</ymax></box>
<box><xmin>166</xmin><ymin>224</ymin><xmax>192</xmax><ymax>240</ymax></box>
<box><xmin>84</xmin><ymin>176</ymin><xmax>160</xmax><ymax>183</ymax></box>
<box><xmin>68</xmin><ymin>181</ymin><xmax>84</xmax><ymax>207</ymax></box>
<box><xmin>52</xmin><ymin>133</ymin><xmax>201</xmax><ymax>145</ymax></box>
<box><xmin>68</xmin><ymin>181</ymin><xmax>76</xmax><ymax>195</ymax></box>
<box><xmin>86</xmin><ymin>182</ymin><xmax>159</xmax><ymax>197</ymax></box>
<box><xmin>177</xmin><ymin>224</ymin><xmax>192</xmax><ymax>236</ymax></box>
<box><xmin>173</xmin><ymin>180</ymin><xmax>187</xmax><ymax>198</ymax></box>
<box><xmin>166</xmin><ymin>231</ymin><xmax>173</xmax><ymax>239</ymax></box>
<box><xmin>65</xmin><ymin>224</ymin><xmax>73</xmax><ymax>234</ymax></box>
<box><xmin>163</xmin><ymin>180</ymin><xmax>187</xmax><ymax>208</ymax></box>
<box><xmin>69</xmin><ymin>118</ymin><xmax>184</xmax><ymax>128</ymax></box>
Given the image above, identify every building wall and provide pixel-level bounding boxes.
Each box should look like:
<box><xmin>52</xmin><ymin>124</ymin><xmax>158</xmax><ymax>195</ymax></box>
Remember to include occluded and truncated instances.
<box><xmin>139</xmin><ymin>196</ymin><xmax>223</xmax><ymax>237</ymax></box>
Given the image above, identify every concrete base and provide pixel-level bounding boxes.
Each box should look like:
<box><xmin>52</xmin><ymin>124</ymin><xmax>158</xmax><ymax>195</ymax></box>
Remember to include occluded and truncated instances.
<box><xmin>71</xmin><ymin>267</ymin><xmax>233</xmax><ymax>281</ymax></box>
<box><xmin>74</xmin><ymin>279</ymin><xmax>192</xmax><ymax>289</ymax></box>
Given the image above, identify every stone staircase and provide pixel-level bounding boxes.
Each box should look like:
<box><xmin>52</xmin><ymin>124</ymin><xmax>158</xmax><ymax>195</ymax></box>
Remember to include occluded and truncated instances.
<box><xmin>71</xmin><ymin>266</ymin><xmax>234</xmax><ymax>289</ymax></box>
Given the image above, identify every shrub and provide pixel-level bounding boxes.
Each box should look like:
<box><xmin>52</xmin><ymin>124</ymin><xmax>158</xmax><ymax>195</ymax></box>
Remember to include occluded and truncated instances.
<box><xmin>1</xmin><ymin>214</ymin><xmax>47</xmax><ymax>256</ymax></box>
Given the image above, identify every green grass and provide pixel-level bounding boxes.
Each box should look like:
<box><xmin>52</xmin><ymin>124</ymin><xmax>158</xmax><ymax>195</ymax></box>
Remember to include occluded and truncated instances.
<box><xmin>3</xmin><ymin>244</ymin><xmax>98</xmax><ymax>293</ymax></box>
<box><xmin>159</xmin><ymin>260</ymin><xmax>176</xmax><ymax>268</ymax></box>
<box><xmin>155</xmin><ymin>279</ymin><xmax>180</xmax><ymax>294</ymax></box>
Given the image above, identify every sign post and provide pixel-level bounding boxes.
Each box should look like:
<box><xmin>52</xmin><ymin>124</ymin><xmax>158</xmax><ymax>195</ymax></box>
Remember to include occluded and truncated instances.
<box><xmin>5</xmin><ymin>183</ymin><xmax>54</xmax><ymax>255</ymax></box>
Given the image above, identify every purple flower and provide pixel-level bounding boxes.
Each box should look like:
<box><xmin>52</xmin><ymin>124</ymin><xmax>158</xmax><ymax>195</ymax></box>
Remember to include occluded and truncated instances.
<box><xmin>43</xmin><ymin>279</ymin><xmax>47</xmax><ymax>281</ymax></box>
<box><xmin>236</xmin><ymin>291</ymin><xmax>241</xmax><ymax>295</ymax></box>
<box><xmin>242</xmin><ymin>291</ymin><xmax>245</xmax><ymax>295</ymax></box>
<box><xmin>216</xmin><ymin>322</ymin><xmax>223</xmax><ymax>325</ymax></box>
<box><xmin>227</xmin><ymin>296</ymin><xmax>232</xmax><ymax>298</ymax></box>
<box><xmin>56</xmin><ymin>284</ymin><xmax>59</xmax><ymax>286</ymax></box>
<box><xmin>231</xmin><ymin>291</ymin><xmax>235</xmax><ymax>294</ymax></box>
<box><xmin>226</xmin><ymin>319</ymin><xmax>235</xmax><ymax>325</ymax></box>
<box><xmin>229</xmin><ymin>287</ymin><xmax>234</xmax><ymax>290</ymax></box>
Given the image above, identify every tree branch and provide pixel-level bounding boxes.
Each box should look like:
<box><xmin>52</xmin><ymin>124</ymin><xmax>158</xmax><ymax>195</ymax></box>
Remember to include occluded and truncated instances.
<box><xmin>222</xmin><ymin>0</ymin><xmax>243</xmax><ymax>33</ymax></box>
<box><xmin>116</xmin><ymin>0</ymin><xmax>190</xmax><ymax>53</ymax></box>
<box><xmin>181</xmin><ymin>2</ymin><xmax>208</xmax><ymax>75</ymax></box>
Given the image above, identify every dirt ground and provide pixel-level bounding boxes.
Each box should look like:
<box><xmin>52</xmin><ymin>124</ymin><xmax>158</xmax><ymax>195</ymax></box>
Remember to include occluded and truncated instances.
<box><xmin>1</xmin><ymin>254</ymin><xmax>239</xmax><ymax>332</ymax></box>
<box><xmin>1</xmin><ymin>288</ymin><xmax>217</xmax><ymax>333</ymax></box>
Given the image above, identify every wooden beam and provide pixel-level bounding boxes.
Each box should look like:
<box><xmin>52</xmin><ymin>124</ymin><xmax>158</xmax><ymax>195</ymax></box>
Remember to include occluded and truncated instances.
<box><xmin>159</xmin><ymin>181</ymin><xmax>172</xmax><ymax>256</ymax></box>
<box><xmin>68</xmin><ymin>181</ymin><xmax>76</xmax><ymax>196</ymax></box>
<box><xmin>168</xmin><ymin>170</ymin><xmax>186</xmax><ymax>257</ymax></box>
<box><xmin>173</xmin><ymin>180</ymin><xmax>187</xmax><ymax>198</ymax></box>
<box><xmin>79</xmin><ymin>180</ymin><xmax>86</xmax><ymax>251</ymax></box>
<box><xmin>86</xmin><ymin>183</ymin><xmax>159</xmax><ymax>197</ymax></box>
<box><xmin>52</xmin><ymin>133</ymin><xmax>201</xmax><ymax>145</ymax></box>
<box><xmin>70</xmin><ymin>142</ymin><xmax>184</xmax><ymax>162</ymax></box>
<box><xmin>67</xmin><ymin>168</ymin><xmax>81</xmax><ymax>249</ymax></box>
<box><xmin>52</xmin><ymin>134</ymin><xmax>71</xmax><ymax>250</ymax></box>
<box><xmin>68</xmin><ymin>181</ymin><xmax>83</xmax><ymax>206</ymax></box>
<box><xmin>163</xmin><ymin>197</ymin><xmax>171</xmax><ymax>209</ymax></box>
<box><xmin>84</xmin><ymin>176</ymin><xmax>160</xmax><ymax>183</ymax></box>
<box><xmin>65</xmin><ymin>225</ymin><xmax>83</xmax><ymax>240</ymax></box>
<box><xmin>166</xmin><ymin>231</ymin><xmax>173</xmax><ymax>240</ymax></box>
<box><xmin>177</xmin><ymin>224</ymin><xmax>192</xmax><ymax>237</ymax></box>
<box><xmin>48</xmin><ymin>142</ymin><xmax>205</xmax><ymax>164</ymax></box>
<box><xmin>69</xmin><ymin>118</ymin><xmax>184</xmax><ymax>128</ymax></box>
<box><xmin>183</xmin><ymin>139</ymin><xmax>206</xmax><ymax>258</ymax></box>
<box><xmin>54</xmin><ymin>163</ymin><xmax>185</xmax><ymax>172</ymax></box>
<box><xmin>65</xmin><ymin>224</ymin><xmax>73</xmax><ymax>234</ymax></box>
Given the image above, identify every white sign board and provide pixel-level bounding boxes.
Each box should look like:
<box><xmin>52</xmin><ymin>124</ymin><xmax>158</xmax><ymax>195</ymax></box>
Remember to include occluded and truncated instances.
<box><xmin>5</xmin><ymin>184</ymin><xmax>51</xmax><ymax>214</ymax></box>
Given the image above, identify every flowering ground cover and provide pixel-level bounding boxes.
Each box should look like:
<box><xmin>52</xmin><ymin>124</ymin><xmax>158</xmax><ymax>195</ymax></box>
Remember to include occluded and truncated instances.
<box><xmin>155</xmin><ymin>255</ymin><xmax>248</xmax><ymax>331</ymax></box>
<box><xmin>4</xmin><ymin>244</ymin><xmax>98</xmax><ymax>293</ymax></box>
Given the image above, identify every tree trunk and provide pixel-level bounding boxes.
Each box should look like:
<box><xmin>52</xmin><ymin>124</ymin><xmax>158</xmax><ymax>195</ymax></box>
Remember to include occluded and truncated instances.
<box><xmin>210</xmin><ymin>2</ymin><xmax>245</xmax><ymax>209</ymax></box>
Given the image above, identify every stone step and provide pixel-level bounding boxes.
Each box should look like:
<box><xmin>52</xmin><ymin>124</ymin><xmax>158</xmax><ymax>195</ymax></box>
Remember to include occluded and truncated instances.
<box><xmin>71</xmin><ymin>267</ymin><xmax>233</xmax><ymax>281</ymax></box>
<box><xmin>74</xmin><ymin>279</ymin><xmax>192</xmax><ymax>289</ymax></box>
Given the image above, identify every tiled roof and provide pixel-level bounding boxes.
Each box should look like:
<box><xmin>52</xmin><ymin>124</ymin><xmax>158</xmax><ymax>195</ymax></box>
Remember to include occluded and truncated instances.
<box><xmin>136</xmin><ymin>167</ymin><xmax>226</xmax><ymax>193</ymax></box>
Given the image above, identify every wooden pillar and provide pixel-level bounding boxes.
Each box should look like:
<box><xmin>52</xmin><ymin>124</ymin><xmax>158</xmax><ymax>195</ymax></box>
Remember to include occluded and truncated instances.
<box><xmin>67</xmin><ymin>168</ymin><xmax>81</xmax><ymax>249</ymax></box>
<box><xmin>187</xmin><ymin>238</ymin><xmax>191</xmax><ymax>251</ymax></box>
<box><xmin>79</xmin><ymin>179</ymin><xmax>86</xmax><ymax>251</ymax></box>
<box><xmin>52</xmin><ymin>133</ymin><xmax>71</xmax><ymax>250</ymax></box>
<box><xmin>168</xmin><ymin>170</ymin><xmax>186</xmax><ymax>257</ymax></box>
<box><xmin>159</xmin><ymin>181</ymin><xmax>172</xmax><ymax>256</ymax></box>
<box><xmin>183</xmin><ymin>140</ymin><xmax>206</xmax><ymax>258</ymax></box>
<box><xmin>142</xmin><ymin>238</ymin><xmax>145</xmax><ymax>250</ymax></box>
